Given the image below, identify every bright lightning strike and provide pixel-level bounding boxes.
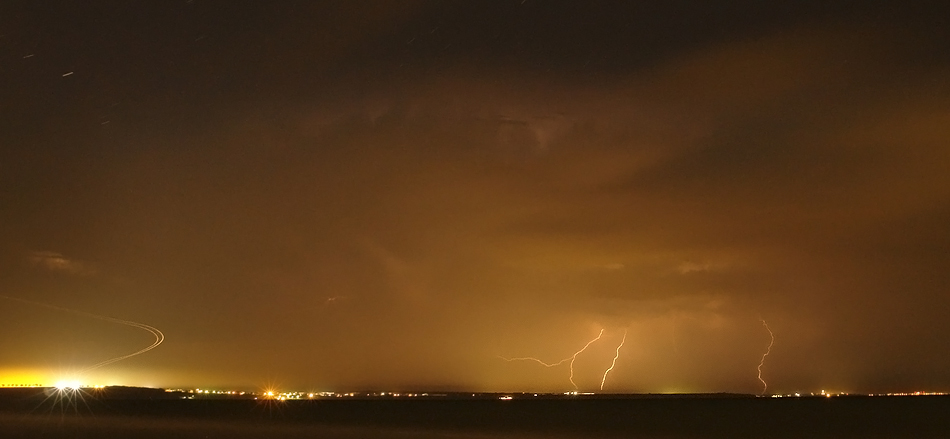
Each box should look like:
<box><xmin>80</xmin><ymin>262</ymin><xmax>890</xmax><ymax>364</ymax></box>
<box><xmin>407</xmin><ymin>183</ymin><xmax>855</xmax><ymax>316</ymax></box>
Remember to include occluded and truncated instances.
<box><xmin>500</xmin><ymin>329</ymin><xmax>605</xmax><ymax>390</ymax></box>
<box><xmin>600</xmin><ymin>329</ymin><xmax>627</xmax><ymax>391</ymax></box>
<box><xmin>0</xmin><ymin>294</ymin><xmax>165</xmax><ymax>372</ymax></box>
<box><xmin>757</xmin><ymin>319</ymin><xmax>774</xmax><ymax>395</ymax></box>
<box><xmin>568</xmin><ymin>329</ymin><xmax>604</xmax><ymax>389</ymax></box>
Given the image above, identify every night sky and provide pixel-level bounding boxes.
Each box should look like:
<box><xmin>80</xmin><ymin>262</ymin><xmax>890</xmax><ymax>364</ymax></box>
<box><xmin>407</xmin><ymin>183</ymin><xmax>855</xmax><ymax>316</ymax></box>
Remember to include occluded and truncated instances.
<box><xmin>2</xmin><ymin>1</ymin><xmax>949</xmax><ymax>394</ymax></box>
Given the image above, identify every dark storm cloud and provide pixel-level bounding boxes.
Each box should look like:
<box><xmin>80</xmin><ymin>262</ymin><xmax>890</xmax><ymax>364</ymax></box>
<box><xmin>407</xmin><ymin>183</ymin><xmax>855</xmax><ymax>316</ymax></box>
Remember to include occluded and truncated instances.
<box><xmin>2</xmin><ymin>1</ymin><xmax>949</xmax><ymax>393</ymax></box>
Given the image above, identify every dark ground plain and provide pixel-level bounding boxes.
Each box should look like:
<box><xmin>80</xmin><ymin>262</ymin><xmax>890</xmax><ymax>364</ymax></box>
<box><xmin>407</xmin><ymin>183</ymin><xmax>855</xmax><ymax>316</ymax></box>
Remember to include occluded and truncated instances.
<box><xmin>1</xmin><ymin>389</ymin><xmax>948</xmax><ymax>438</ymax></box>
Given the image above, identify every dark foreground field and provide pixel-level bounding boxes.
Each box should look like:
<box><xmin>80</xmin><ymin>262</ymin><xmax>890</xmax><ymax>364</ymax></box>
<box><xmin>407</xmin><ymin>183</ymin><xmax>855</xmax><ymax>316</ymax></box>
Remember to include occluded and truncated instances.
<box><xmin>1</xmin><ymin>389</ymin><xmax>948</xmax><ymax>438</ymax></box>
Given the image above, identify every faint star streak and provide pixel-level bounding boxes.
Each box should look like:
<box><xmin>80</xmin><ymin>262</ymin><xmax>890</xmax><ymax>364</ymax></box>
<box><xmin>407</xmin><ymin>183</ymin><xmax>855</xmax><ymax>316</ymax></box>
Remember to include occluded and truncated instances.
<box><xmin>757</xmin><ymin>319</ymin><xmax>774</xmax><ymax>395</ymax></box>
<box><xmin>600</xmin><ymin>329</ymin><xmax>627</xmax><ymax>390</ymax></box>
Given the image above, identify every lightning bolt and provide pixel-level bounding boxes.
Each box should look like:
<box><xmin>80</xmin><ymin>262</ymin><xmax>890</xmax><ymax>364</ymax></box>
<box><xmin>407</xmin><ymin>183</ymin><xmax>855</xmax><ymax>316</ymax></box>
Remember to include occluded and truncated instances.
<box><xmin>600</xmin><ymin>329</ymin><xmax>627</xmax><ymax>390</ymax></box>
<box><xmin>496</xmin><ymin>356</ymin><xmax>572</xmax><ymax>367</ymax></box>
<box><xmin>501</xmin><ymin>329</ymin><xmax>605</xmax><ymax>390</ymax></box>
<box><xmin>0</xmin><ymin>294</ymin><xmax>165</xmax><ymax>372</ymax></box>
<box><xmin>757</xmin><ymin>319</ymin><xmax>774</xmax><ymax>395</ymax></box>
<box><xmin>568</xmin><ymin>329</ymin><xmax>604</xmax><ymax>389</ymax></box>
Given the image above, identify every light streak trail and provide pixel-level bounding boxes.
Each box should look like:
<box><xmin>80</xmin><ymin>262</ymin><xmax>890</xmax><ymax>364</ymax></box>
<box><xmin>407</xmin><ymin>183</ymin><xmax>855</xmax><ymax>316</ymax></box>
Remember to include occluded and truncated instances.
<box><xmin>500</xmin><ymin>329</ymin><xmax>605</xmax><ymax>390</ymax></box>
<box><xmin>0</xmin><ymin>294</ymin><xmax>164</xmax><ymax>372</ymax></box>
<box><xmin>757</xmin><ymin>319</ymin><xmax>774</xmax><ymax>395</ymax></box>
<box><xmin>599</xmin><ymin>329</ymin><xmax>627</xmax><ymax>390</ymax></box>
<box><xmin>78</xmin><ymin>318</ymin><xmax>164</xmax><ymax>372</ymax></box>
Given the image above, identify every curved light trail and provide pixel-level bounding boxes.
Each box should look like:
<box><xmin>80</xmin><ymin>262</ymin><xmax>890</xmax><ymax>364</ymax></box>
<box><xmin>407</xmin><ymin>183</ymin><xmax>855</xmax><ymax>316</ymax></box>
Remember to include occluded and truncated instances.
<box><xmin>0</xmin><ymin>294</ymin><xmax>164</xmax><ymax>372</ymax></box>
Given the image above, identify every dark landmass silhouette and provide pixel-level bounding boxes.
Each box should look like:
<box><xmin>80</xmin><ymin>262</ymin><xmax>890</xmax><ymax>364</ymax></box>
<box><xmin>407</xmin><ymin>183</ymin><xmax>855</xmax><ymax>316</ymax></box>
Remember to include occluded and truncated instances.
<box><xmin>2</xmin><ymin>387</ymin><xmax>949</xmax><ymax>438</ymax></box>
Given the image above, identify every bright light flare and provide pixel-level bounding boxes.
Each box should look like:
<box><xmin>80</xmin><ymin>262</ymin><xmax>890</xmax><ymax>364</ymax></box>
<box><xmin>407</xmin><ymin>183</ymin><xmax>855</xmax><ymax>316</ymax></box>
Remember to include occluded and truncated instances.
<box><xmin>54</xmin><ymin>380</ymin><xmax>81</xmax><ymax>390</ymax></box>
<box><xmin>44</xmin><ymin>378</ymin><xmax>94</xmax><ymax>415</ymax></box>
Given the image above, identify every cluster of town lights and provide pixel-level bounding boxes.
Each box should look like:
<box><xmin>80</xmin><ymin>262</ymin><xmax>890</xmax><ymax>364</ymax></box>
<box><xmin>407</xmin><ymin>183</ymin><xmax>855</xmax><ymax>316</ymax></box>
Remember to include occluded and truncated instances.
<box><xmin>4</xmin><ymin>382</ymin><xmax>948</xmax><ymax>399</ymax></box>
<box><xmin>769</xmin><ymin>390</ymin><xmax>949</xmax><ymax>398</ymax></box>
<box><xmin>167</xmin><ymin>389</ymin><xmax>444</xmax><ymax>400</ymax></box>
